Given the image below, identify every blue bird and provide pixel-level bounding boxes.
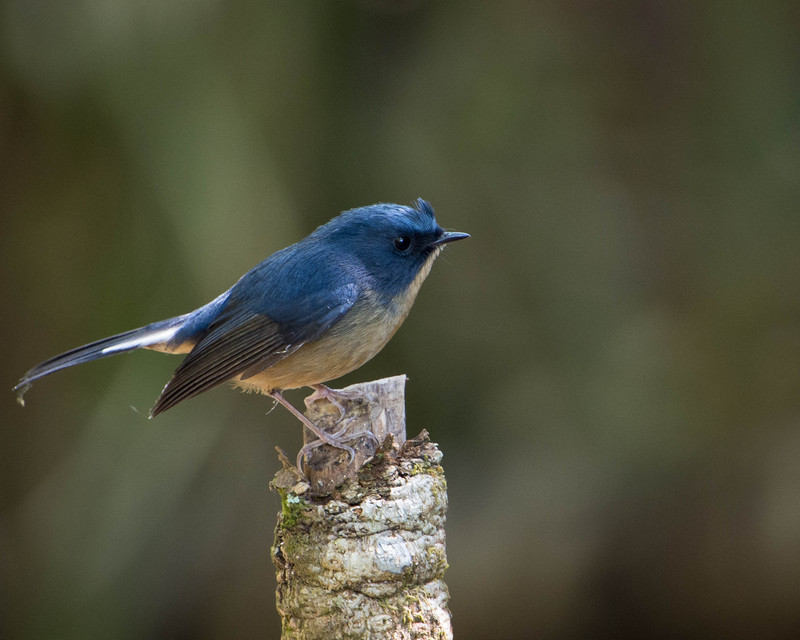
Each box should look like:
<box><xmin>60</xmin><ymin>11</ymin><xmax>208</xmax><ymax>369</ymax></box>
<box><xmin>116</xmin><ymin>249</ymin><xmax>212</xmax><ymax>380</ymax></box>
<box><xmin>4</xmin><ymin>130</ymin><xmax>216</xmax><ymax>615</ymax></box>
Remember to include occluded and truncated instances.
<box><xmin>14</xmin><ymin>199</ymin><xmax>468</xmax><ymax>466</ymax></box>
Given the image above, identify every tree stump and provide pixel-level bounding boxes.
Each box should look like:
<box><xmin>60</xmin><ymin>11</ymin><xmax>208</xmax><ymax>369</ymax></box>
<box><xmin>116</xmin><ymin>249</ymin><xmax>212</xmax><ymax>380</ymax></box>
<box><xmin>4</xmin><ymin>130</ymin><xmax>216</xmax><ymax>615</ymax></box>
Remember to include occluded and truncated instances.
<box><xmin>271</xmin><ymin>376</ymin><xmax>452</xmax><ymax>640</ymax></box>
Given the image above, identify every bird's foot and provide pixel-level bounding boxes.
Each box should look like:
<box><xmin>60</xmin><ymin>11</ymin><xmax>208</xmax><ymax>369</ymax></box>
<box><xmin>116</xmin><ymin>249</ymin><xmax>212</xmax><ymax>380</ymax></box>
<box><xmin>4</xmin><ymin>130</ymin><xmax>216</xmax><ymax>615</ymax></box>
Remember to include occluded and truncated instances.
<box><xmin>304</xmin><ymin>384</ymin><xmax>360</xmax><ymax>418</ymax></box>
<box><xmin>295</xmin><ymin>428</ymin><xmax>378</xmax><ymax>472</ymax></box>
<box><xmin>267</xmin><ymin>389</ymin><xmax>376</xmax><ymax>473</ymax></box>
<box><xmin>298</xmin><ymin>386</ymin><xmax>379</xmax><ymax>471</ymax></box>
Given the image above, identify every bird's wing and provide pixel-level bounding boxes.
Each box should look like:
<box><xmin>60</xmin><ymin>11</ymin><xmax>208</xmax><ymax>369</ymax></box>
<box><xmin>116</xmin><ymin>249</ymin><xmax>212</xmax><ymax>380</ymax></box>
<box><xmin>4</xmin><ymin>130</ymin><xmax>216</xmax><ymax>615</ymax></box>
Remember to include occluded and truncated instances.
<box><xmin>149</xmin><ymin>283</ymin><xmax>358</xmax><ymax>416</ymax></box>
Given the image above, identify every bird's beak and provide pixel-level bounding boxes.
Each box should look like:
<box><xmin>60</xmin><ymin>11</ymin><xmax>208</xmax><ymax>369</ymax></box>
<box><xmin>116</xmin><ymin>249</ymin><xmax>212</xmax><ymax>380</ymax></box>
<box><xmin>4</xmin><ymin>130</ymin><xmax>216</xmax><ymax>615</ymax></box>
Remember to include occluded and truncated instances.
<box><xmin>432</xmin><ymin>231</ymin><xmax>470</xmax><ymax>246</ymax></box>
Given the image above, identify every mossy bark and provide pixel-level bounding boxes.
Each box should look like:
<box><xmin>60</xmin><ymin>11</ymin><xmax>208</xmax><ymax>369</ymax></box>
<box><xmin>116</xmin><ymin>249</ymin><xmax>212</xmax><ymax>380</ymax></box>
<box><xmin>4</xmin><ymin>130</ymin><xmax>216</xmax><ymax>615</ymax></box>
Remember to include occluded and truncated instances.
<box><xmin>271</xmin><ymin>377</ymin><xmax>451</xmax><ymax>640</ymax></box>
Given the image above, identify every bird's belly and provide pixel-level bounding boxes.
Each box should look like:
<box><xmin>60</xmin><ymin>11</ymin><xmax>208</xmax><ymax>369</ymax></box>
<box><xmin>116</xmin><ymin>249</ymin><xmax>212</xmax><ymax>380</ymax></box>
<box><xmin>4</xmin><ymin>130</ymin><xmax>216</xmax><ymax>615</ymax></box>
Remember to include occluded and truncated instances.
<box><xmin>233</xmin><ymin>299</ymin><xmax>407</xmax><ymax>394</ymax></box>
<box><xmin>232</xmin><ymin>252</ymin><xmax>438</xmax><ymax>395</ymax></box>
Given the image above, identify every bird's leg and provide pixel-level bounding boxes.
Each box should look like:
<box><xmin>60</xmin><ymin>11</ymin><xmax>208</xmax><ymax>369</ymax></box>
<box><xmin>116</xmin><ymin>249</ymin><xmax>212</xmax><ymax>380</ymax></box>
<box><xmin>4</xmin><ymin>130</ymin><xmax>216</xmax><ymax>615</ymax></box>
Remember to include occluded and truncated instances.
<box><xmin>267</xmin><ymin>389</ymin><xmax>357</xmax><ymax>470</ymax></box>
<box><xmin>307</xmin><ymin>384</ymin><xmax>379</xmax><ymax>449</ymax></box>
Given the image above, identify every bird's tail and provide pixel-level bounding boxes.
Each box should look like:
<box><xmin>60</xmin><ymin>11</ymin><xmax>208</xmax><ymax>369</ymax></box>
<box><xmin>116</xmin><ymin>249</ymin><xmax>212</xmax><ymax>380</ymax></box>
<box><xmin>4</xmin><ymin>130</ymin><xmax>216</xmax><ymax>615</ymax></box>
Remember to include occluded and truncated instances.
<box><xmin>13</xmin><ymin>316</ymin><xmax>187</xmax><ymax>406</ymax></box>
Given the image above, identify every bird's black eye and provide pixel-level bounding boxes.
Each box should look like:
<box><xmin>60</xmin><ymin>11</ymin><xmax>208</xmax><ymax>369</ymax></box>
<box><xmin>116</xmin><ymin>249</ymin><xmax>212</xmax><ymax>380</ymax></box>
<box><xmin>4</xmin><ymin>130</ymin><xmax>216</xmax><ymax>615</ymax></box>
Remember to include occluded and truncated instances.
<box><xmin>393</xmin><ymin>236</ymin><xmax>412</xmax><ymax>252</ymax></box>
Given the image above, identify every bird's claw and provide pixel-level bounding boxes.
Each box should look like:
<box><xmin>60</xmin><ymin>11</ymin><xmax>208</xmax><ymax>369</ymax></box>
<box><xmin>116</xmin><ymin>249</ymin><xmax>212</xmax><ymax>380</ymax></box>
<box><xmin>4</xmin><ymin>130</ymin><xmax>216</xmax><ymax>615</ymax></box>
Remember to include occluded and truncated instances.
<box><xmin>295</xmin><ymin>386</ymin><xmax>379</xmax><ymax>473</ymax></box>
<box><xmin>304</xmin><ymin>384</ymin><xmax>360</xmax><ymax>418</ymax></box>
<box><xmin>295</xmin><ymin>429</ymin><xmax>377</xmax><ymax>472</ymax></box>
<box><xmin>296</xmin><ymin>438</ymin><xmax>355</xmax><ymax>471</ymax></box>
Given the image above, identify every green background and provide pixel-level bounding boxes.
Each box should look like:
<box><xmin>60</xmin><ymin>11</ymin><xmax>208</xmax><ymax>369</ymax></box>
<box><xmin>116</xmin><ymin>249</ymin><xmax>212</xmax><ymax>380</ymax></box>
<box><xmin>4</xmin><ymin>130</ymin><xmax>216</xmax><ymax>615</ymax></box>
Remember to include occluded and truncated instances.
<box><xmin>2</xmin><ymin>1</ymin><xmax>800</xmax><ymax>638</ymax></box>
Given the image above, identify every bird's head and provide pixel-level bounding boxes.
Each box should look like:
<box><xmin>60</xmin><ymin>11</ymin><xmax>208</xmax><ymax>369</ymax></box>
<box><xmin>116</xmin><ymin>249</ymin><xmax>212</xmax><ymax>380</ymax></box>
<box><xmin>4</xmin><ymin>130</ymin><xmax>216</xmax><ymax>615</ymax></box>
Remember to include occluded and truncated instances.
<box><xmin>317</xmin><ymin>199</ymin><xmax>469</xmax><ymax>299</ymax></box>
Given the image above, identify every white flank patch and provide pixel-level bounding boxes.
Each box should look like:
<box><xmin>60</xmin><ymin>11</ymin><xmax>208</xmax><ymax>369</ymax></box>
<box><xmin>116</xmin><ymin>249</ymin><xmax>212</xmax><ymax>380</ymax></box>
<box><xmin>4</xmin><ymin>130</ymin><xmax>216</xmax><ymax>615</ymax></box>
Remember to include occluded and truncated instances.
<box><xmin>101</xmin><ymin>326</ymin><xmax>180</xmax><ymax>354</ymax></box>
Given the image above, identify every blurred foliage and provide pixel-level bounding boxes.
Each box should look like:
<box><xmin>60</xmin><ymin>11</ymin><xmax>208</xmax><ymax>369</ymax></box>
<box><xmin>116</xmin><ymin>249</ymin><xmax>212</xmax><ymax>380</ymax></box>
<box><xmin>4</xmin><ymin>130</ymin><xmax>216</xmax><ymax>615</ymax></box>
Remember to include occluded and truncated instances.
<box><xmin>2</xmin><ymin>1</ymin><xmax>800</xmax><ymax>638</ymax></box>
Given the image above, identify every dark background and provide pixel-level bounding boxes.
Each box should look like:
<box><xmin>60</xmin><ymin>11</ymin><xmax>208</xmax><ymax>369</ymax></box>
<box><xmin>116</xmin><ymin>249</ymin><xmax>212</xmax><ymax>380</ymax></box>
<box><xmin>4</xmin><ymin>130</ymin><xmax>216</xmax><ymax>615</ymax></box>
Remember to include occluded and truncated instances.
<box><xmin>3</xmin><ymin>1</ymin><xmax>800</xmax><ymax>638</ymax></box>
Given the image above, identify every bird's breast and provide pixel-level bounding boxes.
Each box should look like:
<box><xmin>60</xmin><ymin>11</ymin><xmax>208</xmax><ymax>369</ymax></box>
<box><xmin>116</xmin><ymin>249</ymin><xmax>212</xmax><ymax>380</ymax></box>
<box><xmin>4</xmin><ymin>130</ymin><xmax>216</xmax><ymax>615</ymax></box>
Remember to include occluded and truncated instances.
<box><xmin>234</xmin><ymin>251</ymin><xmax>439</xmax><ymax>393</ymax></box>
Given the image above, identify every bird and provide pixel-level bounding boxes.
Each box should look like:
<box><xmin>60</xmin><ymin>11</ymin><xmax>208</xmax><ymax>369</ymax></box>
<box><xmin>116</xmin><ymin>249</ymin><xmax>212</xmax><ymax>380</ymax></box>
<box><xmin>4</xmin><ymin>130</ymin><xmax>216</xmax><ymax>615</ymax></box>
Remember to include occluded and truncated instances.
<box><xmin>14</xmin><ymin>199</ymin><xmax>469</xmax><ymax>467</ymax></box>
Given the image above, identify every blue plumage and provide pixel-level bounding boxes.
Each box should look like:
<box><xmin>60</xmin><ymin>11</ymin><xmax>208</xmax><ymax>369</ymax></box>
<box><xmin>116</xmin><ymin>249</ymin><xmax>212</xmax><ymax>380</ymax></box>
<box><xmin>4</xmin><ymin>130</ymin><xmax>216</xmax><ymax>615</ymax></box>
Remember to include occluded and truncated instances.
<box><xmin>14</xmin><ymin>199</ymin><xmax>468</xmax><ymax>465</ymax></box>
